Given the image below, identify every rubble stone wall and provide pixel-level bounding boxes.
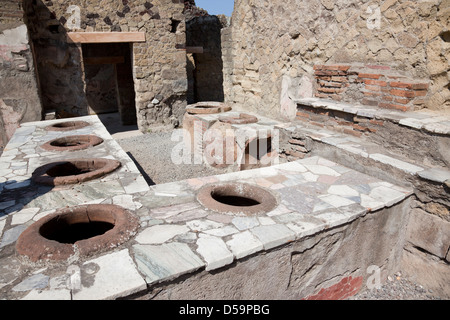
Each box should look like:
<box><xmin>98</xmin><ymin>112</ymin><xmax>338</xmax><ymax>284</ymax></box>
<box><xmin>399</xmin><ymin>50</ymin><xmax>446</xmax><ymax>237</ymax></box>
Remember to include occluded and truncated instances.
<box><xmin>224</xmin><ymin>0</ymin><xmax>450</xmax><ymax>120</ymax></box>
<box><xmin>0</xmin><ymin>0</ymin><xmax>42</xmax><ymax>147</ymax></box>
<box><xmin>22</xmin><ymin>0</ymin><xmax>188</xmax><ymax>131</ymax></box>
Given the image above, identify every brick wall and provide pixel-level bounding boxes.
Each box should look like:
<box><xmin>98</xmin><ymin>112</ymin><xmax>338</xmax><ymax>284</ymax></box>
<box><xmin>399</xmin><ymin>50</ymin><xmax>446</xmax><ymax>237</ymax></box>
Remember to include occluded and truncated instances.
<box><xmin>226</xmin><ymin>0</ymin><xmax>448</xmax><ymax>119</ymax></box>
<box><xmin>314</xmin><ymin>64</ymin><xmax>430</xmax><ymax>112</ymax></box>
<box><xmin>279</xmin><ymin>134</ymin><xmax>311</xmax><ymax>162</ymax></box>
<box><xmin>314</xmin><ymin>65</ymin><xmax>351</xmax><ymax>101</ymax></box>
<box><xmin>186</xmin><ymin>15</ymin><xmax>226</xmax><ymax>103</ymax></box>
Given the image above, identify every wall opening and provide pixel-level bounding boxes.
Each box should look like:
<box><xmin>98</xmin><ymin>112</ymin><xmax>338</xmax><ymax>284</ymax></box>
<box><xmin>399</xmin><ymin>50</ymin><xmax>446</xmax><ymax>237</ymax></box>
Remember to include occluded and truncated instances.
<box><xmin>186</xmin><ymin>15</ymin><xmax>225</xmax><ymax>104</ymax></box>
<box><xmin>171</xmin><ymin>19</ymin><xmax>181</xmax><ymax>33</ymax></box>
<box><xmin>16</xmin><ymin>204</ymin><xmax>140</xmax><ymax>262</ymax></box>
<box><xmin>40</xmin><ymin>135</ymin><xmax>104</xmax><ymax>152</ymax></box>
<box><xmin>211</xmin><ymin>192</ymin><xmax>261</xmax><ymax>207</ymax></box>
<box><xmin>82</xmin><ymin>42</ymin><xmax>137</xmax><ymax>125</ymax></box>
<box><xmin>440</xmin><ymin>31</ymin><xmax>450</xmax><ymax>42</ymax></box>
<box><xmin>32</xmin><ymin>158</ymin><xmax>121</xmax><ymax>186</ymax></box>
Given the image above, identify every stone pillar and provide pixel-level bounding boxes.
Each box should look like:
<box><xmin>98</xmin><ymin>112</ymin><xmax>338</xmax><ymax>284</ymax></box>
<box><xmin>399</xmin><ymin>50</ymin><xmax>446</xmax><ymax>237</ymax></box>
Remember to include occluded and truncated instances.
<box><xmin>0</xmin><ymin>3</ymin><xmax>43</xmax><ymax>147</ymax></box>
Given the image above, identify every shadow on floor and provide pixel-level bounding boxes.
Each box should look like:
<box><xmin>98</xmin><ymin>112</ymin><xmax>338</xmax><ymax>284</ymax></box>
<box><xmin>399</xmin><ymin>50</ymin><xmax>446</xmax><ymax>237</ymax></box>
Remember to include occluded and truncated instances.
<box><xmin>97</xmin><ymin>112</ymin><xmax>141</xmax><ymax>136</ymax></box>
<box><xmin>126</xmin><ymin>152</ymin><xmax>156</xmax><ymax>186</ymax></box>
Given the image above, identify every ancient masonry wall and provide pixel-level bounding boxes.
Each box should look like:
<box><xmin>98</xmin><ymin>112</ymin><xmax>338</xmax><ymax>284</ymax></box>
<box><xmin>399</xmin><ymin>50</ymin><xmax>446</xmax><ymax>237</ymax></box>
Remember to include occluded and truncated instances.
<box><xmin>186</xmin><ymin>15</ymin><xmax>227</xmax><ymax>103</ymax></box>
<box><xmin>220</xmin><ymin>0</ymin><xmax>450</xmax><ymax>295</ymax></box>
<box><xmin>22</xmin><ymin>0</ymin><xmax>188</xmax><ymax>131</ymax></box>
<box><xmin>138</xmin><ymin>199</ymin><xmax>412</xmax><ymax>300</ymax></box>
<box><xmin>224</xmin><ymin>0</ymin><xmax>449</xmax><ymax>120</ymax></box>
<box><xmin>0</xmin><ymin>0</ymin><xmax>42</xmax><ymax>147</ymax></box>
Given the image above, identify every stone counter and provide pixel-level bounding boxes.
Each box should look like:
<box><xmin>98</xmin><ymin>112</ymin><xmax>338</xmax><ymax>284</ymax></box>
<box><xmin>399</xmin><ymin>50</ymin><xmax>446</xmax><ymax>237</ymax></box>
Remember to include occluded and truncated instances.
<box><xmin>0</xmin><ymin>116</ymin><xmax>413</xmax><ymax>300</ymax></box>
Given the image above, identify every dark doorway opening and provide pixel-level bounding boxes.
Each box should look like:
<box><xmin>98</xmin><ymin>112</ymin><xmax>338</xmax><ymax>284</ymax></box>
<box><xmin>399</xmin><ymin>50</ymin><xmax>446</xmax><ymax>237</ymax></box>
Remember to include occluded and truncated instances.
<box><xmin>186</xmin><ymin>16</ymin><xmax>225</xmax><ymax>104</ymax></box>
<box><xmin>82</xmin><ymin>43</ymin><xmax>137</xmax><ymax>125</ymax></box>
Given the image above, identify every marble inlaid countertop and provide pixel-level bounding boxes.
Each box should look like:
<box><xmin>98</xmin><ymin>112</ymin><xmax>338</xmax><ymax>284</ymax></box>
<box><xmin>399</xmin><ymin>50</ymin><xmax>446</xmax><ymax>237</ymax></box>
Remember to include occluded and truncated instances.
<box><xmin>0</xmin><ymin>116</ymin><xmax>413</xmax><ymax>300</ymax></box>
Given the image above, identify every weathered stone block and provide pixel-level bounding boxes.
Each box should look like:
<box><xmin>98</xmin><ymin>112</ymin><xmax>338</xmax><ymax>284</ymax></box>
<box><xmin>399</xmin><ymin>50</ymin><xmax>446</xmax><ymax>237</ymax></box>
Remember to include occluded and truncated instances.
<box><xmin>401</xmin><ymin>246</ymin><xmax>450</xmax><ymax>298</ymax></box>
<box><xmin>406</xmin><ymin>209</ymin><xmax>450</xmax><ymax>259</ymax></box>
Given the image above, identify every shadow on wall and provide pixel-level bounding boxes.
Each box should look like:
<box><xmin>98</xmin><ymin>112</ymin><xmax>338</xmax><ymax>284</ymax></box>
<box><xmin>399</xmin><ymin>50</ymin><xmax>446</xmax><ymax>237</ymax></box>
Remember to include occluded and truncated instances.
<box><xmin>186</xmin><ymin>15</ymin><xmax>225</xmax><ymax>103</ymax></box>
<box><xmin>23</xmin><ymin>0</ymin><xmax>88</xmax><ymax>118</ymax></box>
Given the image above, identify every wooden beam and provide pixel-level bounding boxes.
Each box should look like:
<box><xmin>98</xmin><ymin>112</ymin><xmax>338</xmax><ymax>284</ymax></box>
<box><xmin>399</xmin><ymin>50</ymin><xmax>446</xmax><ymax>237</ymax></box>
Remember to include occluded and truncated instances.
<box><xmin>186</xmin><ymin>46</ymin><xmax>204</xmax><ymax>54</ymax></box>
<box><xmin>83</xmin><ymin>56</ymin><xmax>125</xmax><ymax>65</ymax></box>
<box><xmin>67</xmin><ymin>32</ymin><xmax>146</xmax><ymax>43</ymax></box>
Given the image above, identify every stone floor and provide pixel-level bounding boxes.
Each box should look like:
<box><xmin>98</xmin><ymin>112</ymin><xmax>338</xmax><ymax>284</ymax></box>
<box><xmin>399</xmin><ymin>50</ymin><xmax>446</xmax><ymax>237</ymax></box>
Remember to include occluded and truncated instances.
<box><xmin>0</xmin><ymin>115</ymin><xmax>413</xmax><ymax>299</ymax></box>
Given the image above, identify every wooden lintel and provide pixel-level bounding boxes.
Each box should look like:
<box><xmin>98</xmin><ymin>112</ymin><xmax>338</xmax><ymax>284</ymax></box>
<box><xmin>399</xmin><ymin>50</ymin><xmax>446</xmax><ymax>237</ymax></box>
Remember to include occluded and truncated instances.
<box><xmin>186</xmin><ymin>46</ymin><xmax>204</xmax><ymax>54</ymax></box>
<box><xmin>84</xmin><ymin>56</ymin><xmax>125</xmax><ymax>65</ymax></box>
<box><xmin>67</xmin><ymin>32</ymin><xmax>146</xmax><ymax>43</ymax></box>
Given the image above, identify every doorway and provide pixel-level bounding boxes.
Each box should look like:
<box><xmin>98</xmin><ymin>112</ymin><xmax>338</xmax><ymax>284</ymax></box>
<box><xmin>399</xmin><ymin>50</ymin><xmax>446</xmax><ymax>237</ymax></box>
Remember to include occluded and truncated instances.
<box><xmin>82</xmin><ymin>43</ymin><xmax>137</xmax><ymax>125</ymax></box>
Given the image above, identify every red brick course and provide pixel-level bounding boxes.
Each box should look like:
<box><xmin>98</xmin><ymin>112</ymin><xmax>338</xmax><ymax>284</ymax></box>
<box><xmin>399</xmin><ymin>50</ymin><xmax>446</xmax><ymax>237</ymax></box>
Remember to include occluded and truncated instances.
<box><xmin>390</xmin><ymin>89</ymin><xmax>416</xmax><ymax>98</ymax></box>
<box><xmin>358</xmin><ymin>73</ymin><xmax>382</xmax><ymax>79</ymax></box>
<box><xmin>364</xmin><ymin>79</ymin><xmax>388</xmax><ymax>87</ymax></box>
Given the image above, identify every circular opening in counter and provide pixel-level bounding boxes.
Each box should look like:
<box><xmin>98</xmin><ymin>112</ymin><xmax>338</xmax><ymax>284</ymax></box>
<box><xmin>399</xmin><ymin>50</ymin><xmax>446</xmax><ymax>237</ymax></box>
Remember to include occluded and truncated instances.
<box><xmin>211</xmin><ymin>192</ymin><xmax>261</xmax><ymax>207</ymax></box>
<box><xmin>197</xmin><ymin>182</ymin><xmax>278</xmax><ymax>216</ymax></box>
<box><xmin>31</xmin><ymin>158</ymin><xmax>121</xmax><ymax>186</ymax></box>
<box><xmin>40</xmin><ymin>135</ymin><xmax>104</xmax><ymax>152</ymax></box>
<box><xmin>45</xmin><ymin>121</ymin><xmax>90</xmax><ymax>132</ymax></box>
<box><xmin>186</xmin><ymin>102</ymin><xmax>232</xmax><ymax>114</ymax></box>
<box><xmin>219</xmin><ymin>113</ymin><xmax>258</xmax><ymax>124</ymax></box>
<box><xmin>16</xmin><ymin>204</ymin><xmax>139</xmax><ymax>262</ymax></box>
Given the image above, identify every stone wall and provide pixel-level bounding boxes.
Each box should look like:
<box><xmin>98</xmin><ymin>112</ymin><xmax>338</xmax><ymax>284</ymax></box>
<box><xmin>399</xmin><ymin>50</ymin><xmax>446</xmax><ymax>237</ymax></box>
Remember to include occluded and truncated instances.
<box><xmin>22</xmin><ymin>0</ymin><xmax>188</xmax><ymax>131</ymax></box>
<box><xmin>186</xmin><ymin>15</ymin><xmax>227</xmax><ymax>103</ymax></box>
<box><xmin>224</xmin><ymin>0</ymin><xmax>450</xmax><ymax>120</ymax></box>
<box><xmin>221</xmin><ymin>21</ymin><xmax>233</xmax><ymax>106</ymax></box>
<box><xmin>0</xmin><ymin>0</ymin><xmax>42</xmax><ymax>147</ymax></box>
<box><xmin>402</xmin><ymin>171</ymin><xmax>450</xmax><ymax>296</ymax></box>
